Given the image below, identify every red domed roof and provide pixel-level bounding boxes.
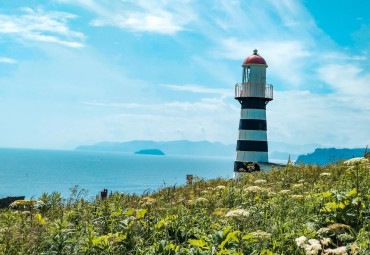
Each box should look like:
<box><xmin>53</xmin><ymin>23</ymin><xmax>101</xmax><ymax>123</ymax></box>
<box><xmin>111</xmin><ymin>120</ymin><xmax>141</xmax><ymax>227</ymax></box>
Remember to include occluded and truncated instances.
<box><xmin>243</xmin><ymin>49</ymin><xmax>267</xmax><ymax>66</ymax></box>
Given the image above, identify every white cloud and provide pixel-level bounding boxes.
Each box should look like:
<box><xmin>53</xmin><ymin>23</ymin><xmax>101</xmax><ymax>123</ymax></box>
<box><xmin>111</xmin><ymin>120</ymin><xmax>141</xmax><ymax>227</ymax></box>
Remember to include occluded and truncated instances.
<box><xmin>269</xmin><ymin>89</ymin><xmax>370</xmax><ymax>148</ymax></box>
<box><xmin>90</xmin><ymin>12</ymin><xmax>186</xmax><ymax>35</ymax></box>
<box><xmin>102</xmin><ymin>97</ymin><xmax>239</xmax><ymax>144</ymax></box>
<box><xmin>79</xmin><ymin>90</ymin><xmax>240</xmax><ymax>144</ymax></box>
<box><xmin>81</xmin><ymin>101</ymin><xmax>143</xmax><ymax>109</ymax></box>
<box><xmin>0</xmin><ymin>57</ymin><xmax>17</xmax><ymax>64</ymax></box>
<box><xmin>318</xmin><ymin>64</ymin><xmax>370</xmax><ymax>94</ymax></box>
<box><xmin>57</xmin><ymin>0</ymin><xmax>196</xmax><ymax>35</ymax></box>
<box><xmin>214</xmin><ymin>38</ymin><xmax>311</xmax><ymax>86</ymax></box>
<box><xmin>81</xmin><ymin>97</ymin><xmax>238</xmax><ymax>113</ymax></box>
<box><xmin>162</xmin><ymin>84</ymin><xmax>233</xmax><ymax>96</ymax></box>
<box><xmin>320</xmin><ymin>52</ymin><xmax>367</xmax><ymax>61</ymax></box>
<box><xmin>269</xmin><ymin>0</ymin><xmax>314</xmax><ymax>28</ymax></box>
<box><xmin>0</xmin><ymin>8</ymin><xmax>85</xmax><ymax>47</ymax></box>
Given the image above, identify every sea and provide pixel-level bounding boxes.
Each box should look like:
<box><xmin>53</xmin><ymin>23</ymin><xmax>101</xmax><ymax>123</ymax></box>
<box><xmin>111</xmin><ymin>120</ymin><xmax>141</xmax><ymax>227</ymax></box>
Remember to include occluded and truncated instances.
<box><xmin>0</xmin><ymin>148</ymin><xmax>236</xmax><ymax>199</ymax></box>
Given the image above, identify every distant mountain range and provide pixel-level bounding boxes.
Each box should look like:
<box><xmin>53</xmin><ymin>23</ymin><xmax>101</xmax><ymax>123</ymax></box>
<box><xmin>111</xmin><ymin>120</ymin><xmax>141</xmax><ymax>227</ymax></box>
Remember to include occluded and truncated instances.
<box><xmin>75</xmin><ymin>140</ymin><xmax>367</xmax><ymax>165</ymax></box>
<box><xmin>75</xmin><ymin>140</ymin><xmax>368</xmax><ymax>165</ymax></box>
<box><xmin>75</xmin><ymin>140</ymin><xmax>320</xmax><ymax>160</ymax></box>
<box><xmin>296</xmin><ymin>148</ymin><xmax>367</xmax><ymax>165</ymax></box>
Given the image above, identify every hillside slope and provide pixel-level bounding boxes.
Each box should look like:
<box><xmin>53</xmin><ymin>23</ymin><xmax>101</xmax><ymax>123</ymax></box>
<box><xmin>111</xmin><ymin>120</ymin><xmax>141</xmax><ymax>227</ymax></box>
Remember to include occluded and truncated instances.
<box><xmin>297</xmin><ymin>148</ymin><xmax>367</xmax><ymax>165</ymax></box>
<box><xmin>1</xmin><ymin>157</ymin><xmax>369</xmax><ymax>254</ymax></box>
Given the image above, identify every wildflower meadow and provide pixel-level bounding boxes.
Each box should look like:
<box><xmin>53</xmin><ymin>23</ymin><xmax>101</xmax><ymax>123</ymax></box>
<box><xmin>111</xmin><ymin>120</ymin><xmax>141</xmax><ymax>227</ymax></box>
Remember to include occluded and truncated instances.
<box><xmin>0</xmin><ymin>156</ymin><xmax>369</xmax><ymax>254</ymax></box>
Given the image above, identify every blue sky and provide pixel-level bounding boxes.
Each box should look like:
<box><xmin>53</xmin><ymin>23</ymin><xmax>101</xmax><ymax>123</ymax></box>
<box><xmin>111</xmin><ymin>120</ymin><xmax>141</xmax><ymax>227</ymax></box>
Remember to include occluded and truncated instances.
<box><xmin>0</xmin><ymin>0</ymin><xmax>369</xmax><ymax>150</ymax></box>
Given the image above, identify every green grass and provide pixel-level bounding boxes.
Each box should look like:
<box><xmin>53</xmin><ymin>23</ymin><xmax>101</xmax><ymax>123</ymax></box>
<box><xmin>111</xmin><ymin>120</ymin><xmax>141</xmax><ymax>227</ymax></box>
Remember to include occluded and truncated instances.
<box><xmin>0</xmin><ymin>157</ymin><xmax>369</xmax><ymax>254</ymax></box>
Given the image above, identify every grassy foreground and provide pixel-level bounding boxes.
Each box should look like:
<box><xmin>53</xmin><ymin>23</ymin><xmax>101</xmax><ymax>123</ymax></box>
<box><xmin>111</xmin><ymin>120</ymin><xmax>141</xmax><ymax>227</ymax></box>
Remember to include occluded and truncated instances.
<box><xmin>1</xmin><ymin>158</ymin><xmax>370</xmax><ymax>254</ymax></box>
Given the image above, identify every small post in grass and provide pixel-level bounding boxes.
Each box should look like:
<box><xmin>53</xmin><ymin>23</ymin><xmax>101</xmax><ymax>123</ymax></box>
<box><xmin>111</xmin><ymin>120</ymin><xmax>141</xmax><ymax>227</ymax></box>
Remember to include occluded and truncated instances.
<box><xmin>100</xmin><ymin>189</ymin><xmax>108</xmax><ymax>200</ymax></box>
<box><xmin>186</xmin><ymin>175</ymin><xmax>193</xmax><ymax>184</ymax></box>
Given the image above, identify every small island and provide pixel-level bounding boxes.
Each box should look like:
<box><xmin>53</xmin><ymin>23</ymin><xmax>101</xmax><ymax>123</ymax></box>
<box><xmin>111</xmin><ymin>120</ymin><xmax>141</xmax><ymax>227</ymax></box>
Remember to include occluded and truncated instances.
<box><xmin>134</xmin><ymin>149</ymin><xmax>165</xmax><ymax>155</ymax></box>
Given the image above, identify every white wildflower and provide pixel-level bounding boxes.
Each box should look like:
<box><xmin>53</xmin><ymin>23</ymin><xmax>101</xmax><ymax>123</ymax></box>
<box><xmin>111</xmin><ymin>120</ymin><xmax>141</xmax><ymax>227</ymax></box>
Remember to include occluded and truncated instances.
<box><xmin>323</xmin><ymin>246</ymin><xmax>347</xmax><ymax>255</ymax></box>
<box><xmin>344</xmin><ymin>157</ymin><xmax>369</xmax><ymax>166</ymax></box>
<box><xmin>316</xmin><ymin>227</ymin><xmax>330</xmax><ymax>235</ymax></box>
<box><xmin>293</xmin><ymin>183</ymin><xmax>304</xmax><ymax>189</ymax></box>
<box><xmin>295</xmin><ymin>236</ymin><xmax>307</xmax><ymax>247</ymax></box>
<box><xmin>302</xmin><ymin>192</ymin><xmax>312</xmax><ymax>199</ymax></box>
<box><xmin>10</xmin><ymin>200</ymin><xmax>45</xmax><ymax>209</ymax></box>
<box><xmin>249</xmin><ymin>230</ymin><xmax>271</xmax><ymax>240</ymax></box>
<box><xmin>337</xmin><ymin>233</ymin><xmax>354</xmax><ymax>242</ymax></box>
<box><xmin>225</xmin><ymin>209</ymin><xmax>250</xmax><ymax>219</ymax></box>
<box><xmin>195</xmin><ymin>197</ymin><xmax>207</xmax><ymax>203</ymax></box>
<box><xmin>254</xmin><ymin>179</ymin><xmax>267</xmax><ymax>185</ymax></box>
<box><xmin>303</xmin><ymin>239</ymin><xmax>322</xmax><ymax>255</ymax></box>
<box><xmin>291</xmin><ymin>195</ymin><xmax>304</xmax><ymax>200</ymax></box>
<box><xmin>245</xmin><ymin>186</ymin><xmax>262</xmax><ymax>193</ymax></box>
<box><xmin>349</xmin><ymin>244</ymin><xmax>358</xmax><ymax>254</ymax></box>
<box><xmin>298</xmin><ymin>179</ymin><xmax>305</xmax><ymax>183</ymax></box>
<box><xmin>320</xmin><ymin>237</ymin><xmax>331</xmax><ymax>246</ymax></box>
<box><xmin>320</xmin><ymin>172</ymin><xmax>331</xmax><ymax>177</ymax></box>
<box><xmin>215</xmin><ymin>185</ymin><xmax>226</xmax><ymax>190</ymax></box>
<box><xmin>278</xmin><ymin>189</ymin><xmax>291</xmax><ymax>195</ymax></box>
<box><xmin>310</xmin><ymin>244</ymin><xmax>322</xmax><ymax>254</ymax></box>
<box><xmin>308</xmin><ymin>239</ymin><xmax>321</xmax><ymax>245</ymax></box>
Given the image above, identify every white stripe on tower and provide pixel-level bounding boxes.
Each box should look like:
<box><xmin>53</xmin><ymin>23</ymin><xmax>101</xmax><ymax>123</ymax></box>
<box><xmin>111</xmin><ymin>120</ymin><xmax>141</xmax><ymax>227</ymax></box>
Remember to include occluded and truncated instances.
<box><xmin>240</xmin><ymin>109</ymin><xmax>266</xmax><ymax>120</ymax></box>
<box><xmin>236</xmin><ymin>151</ymin><xmax>268</xmax><ymax>162</ymax></box>
<box><xmin>238</xmin><ymin>130</ymin><xmax>267</xmax><ymax>141</ymax></box>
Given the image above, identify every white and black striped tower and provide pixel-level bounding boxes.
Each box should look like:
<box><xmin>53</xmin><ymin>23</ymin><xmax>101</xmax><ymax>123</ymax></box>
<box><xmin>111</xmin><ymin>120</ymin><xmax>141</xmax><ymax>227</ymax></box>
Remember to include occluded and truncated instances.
<box><xmin>234</xmin><ymin>49</ymin><xmax>273</xmax><ymax>176</ymax></box>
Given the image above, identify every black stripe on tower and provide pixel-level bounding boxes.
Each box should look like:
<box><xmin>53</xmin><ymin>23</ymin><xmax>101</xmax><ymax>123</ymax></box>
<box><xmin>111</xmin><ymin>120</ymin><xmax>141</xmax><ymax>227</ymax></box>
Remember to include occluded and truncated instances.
<box><xmin>239</xmin><ymin>119</ymin><xmax>267</xmax><ymax>130</ymax></box>
<box><xmin>236</xmin><ymin>140</ymin><xmax>268</xmax><ymax>152</ymax></box>
<box><xmin>241</xmin><ymin>98</ymin><xmax>266</xmax><ymax>109</ymax></box>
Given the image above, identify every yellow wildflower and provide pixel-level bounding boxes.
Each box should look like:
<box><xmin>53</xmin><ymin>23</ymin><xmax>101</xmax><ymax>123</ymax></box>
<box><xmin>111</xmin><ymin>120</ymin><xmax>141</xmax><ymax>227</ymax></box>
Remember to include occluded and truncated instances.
<box><xmin>327</xmin><ymin>223</ymin><xmax>351</xmax><ymax>231</ymax></box>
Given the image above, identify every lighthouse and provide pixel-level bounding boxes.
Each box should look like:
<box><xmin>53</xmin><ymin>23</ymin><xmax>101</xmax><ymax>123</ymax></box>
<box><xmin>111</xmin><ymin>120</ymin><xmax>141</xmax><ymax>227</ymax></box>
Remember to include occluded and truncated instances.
<box><xmin>234</xmin><ymin>49</ymin><xmax>273</xmax><ymax>177</ymax></box>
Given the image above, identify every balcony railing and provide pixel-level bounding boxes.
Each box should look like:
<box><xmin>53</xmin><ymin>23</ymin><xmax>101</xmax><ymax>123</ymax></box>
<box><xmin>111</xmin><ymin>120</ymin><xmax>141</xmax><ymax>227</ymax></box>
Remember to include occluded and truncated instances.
<box><xmin>235</xmin><ymin>83</ymin><xmax>273</xmax><ymax>100</ymax></box>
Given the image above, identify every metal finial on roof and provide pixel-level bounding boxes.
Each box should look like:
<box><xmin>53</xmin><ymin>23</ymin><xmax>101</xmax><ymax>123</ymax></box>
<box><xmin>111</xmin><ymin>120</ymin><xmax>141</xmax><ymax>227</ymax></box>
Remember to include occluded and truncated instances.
<box><xmin>253</xmin><ymin>49</ymin><xmax>258</xmax><ymax>55</ymax></box>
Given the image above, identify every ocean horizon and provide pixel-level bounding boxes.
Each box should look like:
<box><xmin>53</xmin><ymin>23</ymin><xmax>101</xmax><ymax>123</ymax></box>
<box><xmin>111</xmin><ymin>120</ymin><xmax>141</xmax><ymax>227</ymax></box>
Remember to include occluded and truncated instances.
<box><xmin>0</xmin><ymin>148</ymin><xmax>289</xmax><ymax>200</ymax></box>
<box><xmin>0</xmin><ymin>148</ymin><xmax>236</xmax><ymax>199</ymax></box>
